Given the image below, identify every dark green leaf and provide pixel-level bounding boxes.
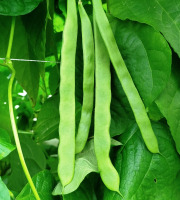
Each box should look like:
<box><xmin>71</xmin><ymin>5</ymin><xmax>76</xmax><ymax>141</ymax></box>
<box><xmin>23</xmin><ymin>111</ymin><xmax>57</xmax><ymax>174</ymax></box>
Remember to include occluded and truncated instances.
<box><xmin>63</xmin><ymin>178</ymin><xmax>97</xmax><ymax>200</ymax></box>
<box><xmin>0</xmin><ymin>128</ymin><xmax>15</xmax><ymax>160</ymax></box>
<box><xmin>35</xmin><ymin>95</ymin><xmax>59</xmax><ymax>142</ymax></box>
<box><xmin>0</xmin><ymin>0</ymin><xmax>43</xmax><ymax>16</ymax></box>
<box><xmin>108</xmin><ymin>0</ymin><xmax>180</xmax><ymax>57</ymax></box>
<box><xmin>103</xmin><ymin>122</ymin><xmax>180</xmax><ymax>199</ymax></box>
<box><xmin>49</xmin><ymin>66</ymin><xmax>59</xmax><ymax>95</ymax></box>
<box><xmin>0</xmin><ymin>103</ymin><xmax>12</xmax><ymax>136</ymax></box>
<box><xmin>147</xmin><ymin>102</ymin><xmax>164</xmax><ymax>122</ymax></box>
<box><xmin>16</xmin><ymin>170</ymin><xmax>54</xmax><ymax>200</ymax></box>
<box><xmin>0</xmin><ymin>70</ymin><xmax>9</xmax><ymax>101</ymax></box>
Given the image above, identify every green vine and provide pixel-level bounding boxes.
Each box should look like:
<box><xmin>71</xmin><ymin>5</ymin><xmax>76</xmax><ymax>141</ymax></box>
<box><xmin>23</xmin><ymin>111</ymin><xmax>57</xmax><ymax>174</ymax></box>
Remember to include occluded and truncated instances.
<box><xmin>5</xmin><ymin>17</ymin><xmax>40</xmax><ymax>200</ymax></box>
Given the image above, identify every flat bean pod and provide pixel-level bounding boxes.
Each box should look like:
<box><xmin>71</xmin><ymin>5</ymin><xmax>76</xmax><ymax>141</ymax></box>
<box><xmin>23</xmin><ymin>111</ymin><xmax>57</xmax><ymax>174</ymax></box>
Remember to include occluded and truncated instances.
<box><xmin>92</xmin><ymin>0</ymin><xmax>159</xmax><ymax>154</ymax></box>
<box><xmin>75</xmin><ymin>2</ymin><xmax>95</xmax><ymax>154</ymax></box>
<box><xmin>94</xmin><ymin>17</ymin><xmax>120</xmax><ymax>193</ymax></box>
<box><xmin>58</xmin><ymin>0</ymin><xmax>78</xmax><ymax>186</ymax></box>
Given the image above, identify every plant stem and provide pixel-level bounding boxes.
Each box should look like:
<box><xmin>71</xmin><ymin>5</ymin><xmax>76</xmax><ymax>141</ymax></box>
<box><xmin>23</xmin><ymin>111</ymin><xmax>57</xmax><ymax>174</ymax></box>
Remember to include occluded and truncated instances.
<box><xmin>8</xmin><ymin>70</ymin><xmax>40</xmax><ymax>200</ymax></box>
<box><xmin>6</xmin><ymin>17</ymin><xmax>16</xmax><ymax>60</ymax></box>
<box><xmin>7</xmin><ymin>17</ymin><xmax>41</xmax><ymax>200</ymax></box>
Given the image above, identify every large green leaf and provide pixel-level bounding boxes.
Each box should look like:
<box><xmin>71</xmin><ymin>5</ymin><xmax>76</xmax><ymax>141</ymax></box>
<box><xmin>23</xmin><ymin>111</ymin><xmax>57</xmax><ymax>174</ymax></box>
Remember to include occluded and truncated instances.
<box><xmin>7</xmin><ymin>136</ymin><xmax>46</xmax><ymax>192</ymax></box>
<box><xmin>108</xmin><ymin>0</ymin><xmax>180</xmax><ymax>57</ymax></box>
<box><xmin>156</xmin><ymin>54</ymin><xmax>180</xmax><ymax>154</ymax></box>
<box><xmin>0</xmin><ymin>0</ymin><xmax>43</xmax><ymax>16</ymax></box>
<box><xmin>53</xmin><ymin>139</ymin><xmax>98</xmax><ymax>195</ymax></box>
<box><xmin>0</xmin><ymin>128</ymin><xmax>15</xmax><ymax>160</ymax></box>
<box><xmin>16</xmin><ymin>170</ymin><xmax>54</xmax><ymax>200</ymax></box>
<box><xmin>0</xmin><ymin>2</ymin><xmax>46</xmax><ymax>104</ymax></box>
<box><xmin>109</xmin><ymin>16</ymin><xmax>171</xmax><ymax>107</ymax></box>
<box><xmin>103</xmin><ymin>123</ymin><xmax>180</xmax><ymax>199</ymax></box>
<box><xmin>0</xmin><ymin>177</ymin><xmax>10</xmax><ymax>200</ymax></box>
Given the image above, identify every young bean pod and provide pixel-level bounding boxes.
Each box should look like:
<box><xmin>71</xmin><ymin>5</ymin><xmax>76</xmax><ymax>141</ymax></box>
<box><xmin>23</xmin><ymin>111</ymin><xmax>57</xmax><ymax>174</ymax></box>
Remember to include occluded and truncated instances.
<box><xmin>58</xmin><ymin>0</ymin><xmax>78</xmax><ymax>186</ymax></box>
<box><xmin>92</xmin><ymin>0</ymin><xmax>159</xmax><ymax>154</ymax></box>
<box><xmin>94</xmin><ymin>18</ymin><xmax>120</xmax><ymax>193</ymax></box>
<box><xmin>75</xmin><ymin>1</ymin><xmax>95</xmax><ymax>154</ymax></box>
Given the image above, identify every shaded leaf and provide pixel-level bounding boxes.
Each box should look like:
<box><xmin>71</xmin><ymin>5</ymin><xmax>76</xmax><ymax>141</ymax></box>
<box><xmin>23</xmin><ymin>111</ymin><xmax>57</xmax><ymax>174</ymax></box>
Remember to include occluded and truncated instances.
<box><xmin>35</xmin><ymin>95</ymin><xmax>59</xmax><ymax>142</ymax></box>
<box><xmin>0</xmin><ymin>103</ymin><xmax>12</xmax><ymax>136</ymax></box>
<box><xmin>63</xmin><ymin>178</ymin><xmax>97</xmax><ymax>200</ymax></box>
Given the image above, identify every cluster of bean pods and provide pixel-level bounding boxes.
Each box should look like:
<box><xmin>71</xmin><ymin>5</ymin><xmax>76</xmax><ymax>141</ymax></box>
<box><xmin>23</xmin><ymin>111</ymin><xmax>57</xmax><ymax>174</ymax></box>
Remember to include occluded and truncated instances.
<box><xmin>58</xmin><ymin>0</ymin><xmax>159</xmax><ymax>194</ymax></box>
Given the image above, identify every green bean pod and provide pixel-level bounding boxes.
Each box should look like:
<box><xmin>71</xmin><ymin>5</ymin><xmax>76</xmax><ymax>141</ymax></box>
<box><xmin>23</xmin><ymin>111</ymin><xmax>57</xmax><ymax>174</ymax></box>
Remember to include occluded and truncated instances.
<box><xmin>94</xmin><ymin>18</ymin><xmax>120</xmax><ymax>193</ymax></box>
<box><xmin>58</xmin><ymin>0</ymin><xmax>78</xmax><ymax>186</ymax></box>
<box><xmin>75</xmin><ymin>2</ymin><xmax>95</xmax><ymax>154</ymax></box>
<box><xmin>92</xmin><ymin>0</ymin><xmax>159</xmax><ymax>154</ymax></box>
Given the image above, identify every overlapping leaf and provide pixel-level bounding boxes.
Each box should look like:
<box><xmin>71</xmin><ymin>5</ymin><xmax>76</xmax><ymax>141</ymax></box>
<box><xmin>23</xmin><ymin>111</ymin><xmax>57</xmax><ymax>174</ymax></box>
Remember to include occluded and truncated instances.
<box><xmin>109</xmin><ymin>16</ymin><xmax>171</xmax><ymax>107</ymax></box>
<box><xmin>53</xmin><ymin>140</ymin><xmax>98</xmax><ymax>195</ymax></box>
<box><xmin>108</xmin><ymin>0</ymin><xmax>180</xmax><ymax>57</ymax></box>
<box><xmin>103</xmin><ymin>123</ymin><xmax>180</xmax><ymax>199</ymax></box>
<box><xmin>7</xmin><ymin>136</ymin><xmax>46</xmax><ymax>192</ymax></box>
<box><xmin>0</xmin><ymin>1</ymin><xmax>46</xmax><ymax>104</ymax></box>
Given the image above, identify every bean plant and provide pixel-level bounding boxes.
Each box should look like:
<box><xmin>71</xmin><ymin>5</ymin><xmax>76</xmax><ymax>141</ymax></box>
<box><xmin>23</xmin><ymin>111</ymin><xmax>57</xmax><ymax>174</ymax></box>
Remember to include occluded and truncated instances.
<box><xmin>0</xmin><ymin>0</ymin><xmax>180</xmax><ymax>199</ymax></box>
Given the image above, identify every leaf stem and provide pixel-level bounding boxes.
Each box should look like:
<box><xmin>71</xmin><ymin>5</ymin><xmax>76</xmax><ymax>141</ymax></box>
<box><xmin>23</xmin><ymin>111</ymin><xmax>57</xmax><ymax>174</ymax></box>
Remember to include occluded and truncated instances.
<box><xmin>6</xmin><ymin>17</ymin><xmax>16</xmax><ymax>60</ymax></box>
<box><xmin>7</xmin><ymin>17</ymin><xmax>41</xmax><ymax>200</ymax></box>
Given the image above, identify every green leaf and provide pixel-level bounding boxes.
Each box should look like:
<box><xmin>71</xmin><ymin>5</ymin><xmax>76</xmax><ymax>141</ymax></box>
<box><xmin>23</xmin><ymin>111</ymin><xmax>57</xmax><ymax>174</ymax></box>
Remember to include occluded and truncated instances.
<box><xmin>0</xmin><ymin>69</ymin><xmax>12</xmax><ymax>135</ymax></box>
<box><xmin>109</xmin><ymin>16</ymin><xmax>171</xmax><ymax>107</ymax></box>
<box><xmin>16</xmin><ymin>170</ymin><xmax>54</xmax><ymax>200</ymax></box>
<box><xmin>0</xmin><ymin>16</ymin><xmax>44</xmax><ymax>104</ymax></box>
<box><xmin>7</xmin><ymin>136</ymin><xmax>46</xmax><ymax>192</ymax></box>
<box><xmin>110</xmin><ymin>95</ymin><xmax>132</xmax><ymax>137</ymax></box>
<box><xmin>0</xmin><ymin>128</ymin><xmax>15</xmax><ymax>160</ymax></box>
<box><xmin>63</xmin><ymin>178</ymin><xmax>97</xmax><ymax>200</ymax></box>
<box><xmin>108</xmin><ymin>0</ymin><xmax>180</xmax><ymax>57</ymax></box>
<box><xmin>156</xmin><ymin>54</ymin><xmax>180</xmax><ymax>154</ymax></box>
<box><xmin>0</xmin><ymin>70</ymin><xmax>9</xmax><ymax>101</ymax></box>
<box><xmin>49</xmin><ymin>66</ymin><xmax>59</xmax><ymax>95</ymax></box>
<box><xmin>103</xmin><ymin>122</ymin><xmax>180</xmax><ymax>199</ymax></box>
<box><xmin>0</xmin><ymin>177</ymin><xmax>10</xmax><ymax>200</ymax></box>
<box><xmin>111</xmin><ymin>138</ymin><xmax>122</xmax><ymax>147</ymax></box>
<box><xmin>147</xmin><ymin>102</ymin><xmax>163</xmax><ymax>122</ymax></box>
<box><xmin>35</xmin><ymin>95</ymin><xmax>82</xmax><ymax>142</ymax></box>
<box><xmin>35</xmin><ymin>95</ymin><xmax>59</xmax><ymax>142</ymax></box>
<box><xmin>0</xmin><ymin>103</ymin><xmax>12</xmax><ymax>136</ymax></box>
<box><xmin>0</xmin><ymin>0</ymin><xmax>43</xmax><ymax>16</ymax></box>
<box><xmin>53</xmin><ymin>139</ymin><xmax>98</xmax><ymax>195</ymax></box>
<box><xmin>0</xmin><ymin>2</ymin><xmax>46</xmax><ymax>104</ymax></box>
